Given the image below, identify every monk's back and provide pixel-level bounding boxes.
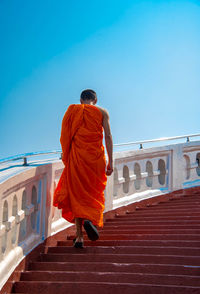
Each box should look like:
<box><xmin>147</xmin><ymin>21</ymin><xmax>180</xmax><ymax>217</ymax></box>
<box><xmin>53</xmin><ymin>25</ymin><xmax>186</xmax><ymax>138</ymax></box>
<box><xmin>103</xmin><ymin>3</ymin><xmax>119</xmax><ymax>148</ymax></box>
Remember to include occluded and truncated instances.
<box><xmin>72</xmin><ymin>104</ymin><xmax>105</xmax><ymax>159</ymax></box>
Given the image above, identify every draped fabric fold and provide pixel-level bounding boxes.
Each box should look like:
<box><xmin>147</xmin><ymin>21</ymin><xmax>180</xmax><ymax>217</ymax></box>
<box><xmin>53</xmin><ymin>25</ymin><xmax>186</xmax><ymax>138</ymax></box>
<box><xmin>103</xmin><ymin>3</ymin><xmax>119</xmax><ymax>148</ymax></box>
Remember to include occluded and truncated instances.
<box><xmin>53</xmin><ymin>104</ymin><xmax>107</xmax><ymax>227</ymax></box>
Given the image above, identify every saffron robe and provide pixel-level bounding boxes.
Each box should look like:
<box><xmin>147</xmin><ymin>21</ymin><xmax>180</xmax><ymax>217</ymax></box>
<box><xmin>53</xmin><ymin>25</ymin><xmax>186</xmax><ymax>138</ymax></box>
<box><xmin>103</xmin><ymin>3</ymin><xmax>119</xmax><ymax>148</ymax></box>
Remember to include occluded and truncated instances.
<box><xmin>53</xmin><ymin>104</ymin><xmax>107</xmax><ymax>227</ymax></box>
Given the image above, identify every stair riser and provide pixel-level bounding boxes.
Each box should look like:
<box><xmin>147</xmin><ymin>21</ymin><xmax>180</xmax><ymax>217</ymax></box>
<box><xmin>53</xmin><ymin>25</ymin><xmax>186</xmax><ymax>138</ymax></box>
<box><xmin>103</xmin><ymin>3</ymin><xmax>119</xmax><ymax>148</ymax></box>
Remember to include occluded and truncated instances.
<box><xmin>79</xmin><ymin>234</ymin><xmax>200</xmax><ymax>241</ymax></box>
<box><xmin>105</xmin><ymin>221</ymin><xmax>200</xmax><ymax>225</ymax></box>
<box><xmin>131</xmin><ymin>204</ymin><xmax>200</xmax><ymax>210</ymax></box>
<box><xmin>40</xmin><ymin>253</ymin><xmax>200</xmax><ymax>265</ymax></box>
<box><xmin>58</xmin><ymin>240</ymin><xmax>200</xmax><ymax>247</ymax></box>
<box><xmin>151</xmin><ymin>201</ymin><xmax>200</xmax><ymax>206</ymax></box>
<box><xmin>29</xmin><ymin>262</ymin><xmax>200</xmax><ymax>276</ymax></box>
<box><xmin>47</xmin><ymin>246</ymin><xmax>200</xmax><ymax>256</ymax></box>
<box><xmin>106</xmin><ymin>216</ymin><xmax>200</xmax><ymax>221</ymax></box>
<box><xmin>120</xmin><ymin>210</ymin><xmax>200</xmax><ymax>216</ymax></box>
<box><xmin>168</xmin><ymin>197</ymin><xmax>200</xmax><ymax>201</ymax></box>
<box><xmin>113</xmin><ymin>215</ymin><xmax>200</xmax><ymax>220</ymax></box>
<box><xmin>131</xmin><ymin>206</ymin><xmax>200</xmax><ymax>212</ymax></box>
<box><xmin>20</xmin><ymin>272</ymin><xmax>200</xmax><ymax>286</ymax></box>
<box><xmin>105</xmin><ymin>218</ymin><xmax>200</xmax><ymax>227</ymax></box>
<box><xmin>13</xmin><ymin>282</ymin><xmax>200</xmax><ymax>294</ymax></box>
<box><xmin>116</xmin><ymin>216</ymin><xmax>200</xmax><ymax>221</ymax></box>
<box><xmin>102</xmin><ymin>225</ymin><xmax>200</xmax><ymax>229</ymax></box>
<box><xmin>97</xmin><ymin>229</ymin><xmax>200</xmax><ymax>234</ymax></box>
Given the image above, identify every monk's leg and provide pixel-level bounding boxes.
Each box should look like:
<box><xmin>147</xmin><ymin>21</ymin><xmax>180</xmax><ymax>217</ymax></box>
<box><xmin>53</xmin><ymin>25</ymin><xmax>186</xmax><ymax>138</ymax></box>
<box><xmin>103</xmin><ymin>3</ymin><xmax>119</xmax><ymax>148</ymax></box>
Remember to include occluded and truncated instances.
<box><xmin>75</xmin><ymin>218</ymin><xmax>83</xmax><ymax>242</ymax></box>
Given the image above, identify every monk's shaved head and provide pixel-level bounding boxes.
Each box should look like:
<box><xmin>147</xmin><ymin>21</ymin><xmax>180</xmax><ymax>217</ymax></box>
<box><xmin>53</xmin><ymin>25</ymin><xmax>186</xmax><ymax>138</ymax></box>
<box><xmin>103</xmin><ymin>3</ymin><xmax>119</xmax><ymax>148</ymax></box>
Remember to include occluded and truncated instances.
<box><xmin>81</xmin><ymin>89</ymin><xmax>97</xmax><ymax>101</ymax></box>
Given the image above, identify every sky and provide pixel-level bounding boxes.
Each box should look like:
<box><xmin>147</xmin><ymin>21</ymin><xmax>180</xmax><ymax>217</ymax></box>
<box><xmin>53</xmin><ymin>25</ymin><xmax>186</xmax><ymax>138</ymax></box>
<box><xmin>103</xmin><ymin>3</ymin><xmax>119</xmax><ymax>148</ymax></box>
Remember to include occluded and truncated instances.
<box><xmin>0</xmin><ymin>0</ymin><xmax>200</xmax><ymax>158</ymax></box>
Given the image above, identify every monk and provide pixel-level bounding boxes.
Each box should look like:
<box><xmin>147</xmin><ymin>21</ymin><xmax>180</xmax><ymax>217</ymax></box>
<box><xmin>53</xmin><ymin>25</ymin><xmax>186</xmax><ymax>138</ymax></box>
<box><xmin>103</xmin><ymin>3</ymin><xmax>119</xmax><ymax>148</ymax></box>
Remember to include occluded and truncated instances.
<box><xmin>53</xmin><ymin>89</ymin><xmax>113</xmax><ymax>248</ymax></box>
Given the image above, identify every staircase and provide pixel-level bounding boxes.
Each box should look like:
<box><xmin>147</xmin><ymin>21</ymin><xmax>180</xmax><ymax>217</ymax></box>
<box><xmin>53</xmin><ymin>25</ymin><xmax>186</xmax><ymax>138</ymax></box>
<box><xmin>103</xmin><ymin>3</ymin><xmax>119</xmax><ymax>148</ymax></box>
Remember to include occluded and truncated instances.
<box><xmin>12</xmin><ymin>191</ymin><xmax>200</xmax><ymax>294</ymax></box>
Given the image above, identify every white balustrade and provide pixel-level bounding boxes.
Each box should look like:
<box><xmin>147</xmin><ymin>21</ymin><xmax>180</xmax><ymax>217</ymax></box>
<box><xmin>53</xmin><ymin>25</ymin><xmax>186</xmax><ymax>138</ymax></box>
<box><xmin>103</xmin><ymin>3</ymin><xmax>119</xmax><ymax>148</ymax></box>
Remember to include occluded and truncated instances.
<box><xmin>0</xmin><ymin>140</ymin><xmax>200</xmax><ymax>289</ymax></box>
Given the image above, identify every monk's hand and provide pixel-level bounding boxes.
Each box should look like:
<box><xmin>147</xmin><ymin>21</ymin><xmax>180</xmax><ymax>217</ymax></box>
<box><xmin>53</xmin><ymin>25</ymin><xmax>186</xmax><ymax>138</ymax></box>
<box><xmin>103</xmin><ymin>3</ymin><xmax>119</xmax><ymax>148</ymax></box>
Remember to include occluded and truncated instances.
<box><xmin>106</xmin><ymin>163</ymin><xmax>113</xmax><ymax>176</ymax></box>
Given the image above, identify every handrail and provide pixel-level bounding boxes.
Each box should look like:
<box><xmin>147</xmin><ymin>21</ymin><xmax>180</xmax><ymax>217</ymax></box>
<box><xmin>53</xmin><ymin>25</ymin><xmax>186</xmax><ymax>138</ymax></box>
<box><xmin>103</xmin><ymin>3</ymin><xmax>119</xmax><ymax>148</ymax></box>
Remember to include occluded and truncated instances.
<box><xmin>0</xmin><ymin>150</ymin><xmax>61</xmax><ymax>166</ymax></box>
<box><xmin>0</xmin><ymin>133</ymin><xmax>200</xmax><ymax>166</ymax></box>
<box><xmin>114</xmin><ymin>133</ymin><xmax>200</xmax><ymax>149</ymax></box>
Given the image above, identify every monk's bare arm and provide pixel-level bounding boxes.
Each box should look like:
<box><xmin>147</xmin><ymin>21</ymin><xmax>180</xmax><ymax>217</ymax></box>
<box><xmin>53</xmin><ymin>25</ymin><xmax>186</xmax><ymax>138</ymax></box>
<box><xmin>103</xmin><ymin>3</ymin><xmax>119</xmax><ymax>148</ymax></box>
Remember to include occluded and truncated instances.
<box><xmin>101</xmin><ymin>109</ymin><xmax>113</xmax><ymax>176</ymax></box>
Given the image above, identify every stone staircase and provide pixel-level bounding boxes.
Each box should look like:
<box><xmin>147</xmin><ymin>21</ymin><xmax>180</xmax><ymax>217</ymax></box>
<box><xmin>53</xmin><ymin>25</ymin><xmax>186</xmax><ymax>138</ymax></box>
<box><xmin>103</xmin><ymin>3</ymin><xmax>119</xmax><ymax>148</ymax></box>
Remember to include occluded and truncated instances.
<box><xmin>12</xmin><ymin>191</ymin><xmax>200</xmax><ymax>294</ymax></box>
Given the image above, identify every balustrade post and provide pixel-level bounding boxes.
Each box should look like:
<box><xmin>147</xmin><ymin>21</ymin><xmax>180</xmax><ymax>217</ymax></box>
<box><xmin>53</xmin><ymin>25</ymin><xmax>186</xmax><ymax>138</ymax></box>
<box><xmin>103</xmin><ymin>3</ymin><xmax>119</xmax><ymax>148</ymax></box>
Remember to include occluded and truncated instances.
<box><xmin>23</xmin><ymin>157</ymin><xmax>28</xmax><ymax>166</ymax></box>
<box><xmin>104</xmin><ymin>172</ymin><xmax>114</xmax><ymax>212</ymax></box>
<box><xmin>171</xmin><ymin>145</ymin><xmax>184</xmax><ymax>191</ymax></box>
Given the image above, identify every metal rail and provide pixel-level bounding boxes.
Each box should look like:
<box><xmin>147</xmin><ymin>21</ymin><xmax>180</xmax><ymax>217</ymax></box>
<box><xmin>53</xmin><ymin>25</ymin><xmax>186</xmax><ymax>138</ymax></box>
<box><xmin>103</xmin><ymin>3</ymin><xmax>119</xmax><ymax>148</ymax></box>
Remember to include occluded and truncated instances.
<box><xmin>114</xmin><ymin>133</ymin><xmax>200</xmax><ymax>149</ymax></box>
<box><xmin>0</xmin><ymin>133</ymin><xmax>200</xmax><ymax>166</ymax></box>
<box><xmin>0</xmin><ymin>150</ymin><xmax>61</xmax><ymax>166</ymax></box>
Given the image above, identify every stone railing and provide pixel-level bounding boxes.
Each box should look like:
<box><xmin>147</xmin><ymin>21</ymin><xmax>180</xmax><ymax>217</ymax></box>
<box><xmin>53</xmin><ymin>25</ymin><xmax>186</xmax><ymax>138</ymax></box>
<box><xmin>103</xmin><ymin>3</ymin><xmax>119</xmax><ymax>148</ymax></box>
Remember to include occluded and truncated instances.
<box><xmin>106</xmin><ymin>141</ymin><xmax>200</xmax><ymax>211</ymax></box>
<box><xmin>0</xmin><ymin>140</ymin><xmax>200</xmax><ymax>289</ymax></box>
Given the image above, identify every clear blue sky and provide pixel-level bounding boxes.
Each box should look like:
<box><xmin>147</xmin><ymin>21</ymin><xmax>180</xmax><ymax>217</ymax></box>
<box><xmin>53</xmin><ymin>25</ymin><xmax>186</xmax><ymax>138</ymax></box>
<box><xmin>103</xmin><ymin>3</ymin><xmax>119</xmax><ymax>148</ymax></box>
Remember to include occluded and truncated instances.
<box><xmin>0</xmin><ymin>0</ymin><xmax>200</xmax><ymax>158</ymax></box>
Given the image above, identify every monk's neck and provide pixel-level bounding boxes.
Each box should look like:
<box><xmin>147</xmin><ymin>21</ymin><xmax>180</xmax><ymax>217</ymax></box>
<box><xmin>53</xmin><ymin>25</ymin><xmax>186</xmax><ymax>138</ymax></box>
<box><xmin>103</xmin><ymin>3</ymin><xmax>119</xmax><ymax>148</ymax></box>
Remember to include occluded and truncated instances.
<box><xmin>81</xmin><ymin>100</ymin><xmax>96</xmax><ymax>105</ymax></box>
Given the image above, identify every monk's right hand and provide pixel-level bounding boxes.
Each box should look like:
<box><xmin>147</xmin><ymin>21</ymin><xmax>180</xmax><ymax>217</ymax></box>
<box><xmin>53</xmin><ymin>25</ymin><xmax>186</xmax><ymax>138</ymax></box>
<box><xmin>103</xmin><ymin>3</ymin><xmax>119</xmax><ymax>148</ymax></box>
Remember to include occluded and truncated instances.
<box><xmin>106</xmin><ymin>163</ymin><xmax>113</xmax><ymax>176</ymax></box>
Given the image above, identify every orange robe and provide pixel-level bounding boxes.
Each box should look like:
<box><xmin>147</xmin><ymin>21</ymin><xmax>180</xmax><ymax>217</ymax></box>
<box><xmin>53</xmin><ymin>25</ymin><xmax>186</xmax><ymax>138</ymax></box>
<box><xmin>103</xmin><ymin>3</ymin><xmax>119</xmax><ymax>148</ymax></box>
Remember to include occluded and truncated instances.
<box><xmin>53</xmin><ymin>104</ymin><xmax>107</xmax><ymax>227</ymax></box>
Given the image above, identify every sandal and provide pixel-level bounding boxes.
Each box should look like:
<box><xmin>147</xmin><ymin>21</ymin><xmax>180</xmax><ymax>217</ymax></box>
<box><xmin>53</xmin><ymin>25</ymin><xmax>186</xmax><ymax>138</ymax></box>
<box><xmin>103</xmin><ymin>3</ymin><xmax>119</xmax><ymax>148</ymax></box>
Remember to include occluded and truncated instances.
<box><xmin>73</xmin><ymin>238</ymin><xmax>84</xmax><ymax>249</ymax></box>
<box><xmin>83</xmin><ymin>220</ymin><xmax>99</xmax><ymax>241</ymax></box>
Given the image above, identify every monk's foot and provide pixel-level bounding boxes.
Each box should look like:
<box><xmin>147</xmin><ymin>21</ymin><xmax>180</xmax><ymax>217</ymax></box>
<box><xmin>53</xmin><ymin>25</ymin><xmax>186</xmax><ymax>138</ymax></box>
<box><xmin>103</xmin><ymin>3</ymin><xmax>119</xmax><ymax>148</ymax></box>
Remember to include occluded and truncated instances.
<box><xmin>73</xmin><ymin>237</ymin><xmax>84</xmax><ymax>249</ymax></box>
<box><xmin>84</xmin><ymin>220</ymin><xmax>99</xmax><ymax>241</ymax></box>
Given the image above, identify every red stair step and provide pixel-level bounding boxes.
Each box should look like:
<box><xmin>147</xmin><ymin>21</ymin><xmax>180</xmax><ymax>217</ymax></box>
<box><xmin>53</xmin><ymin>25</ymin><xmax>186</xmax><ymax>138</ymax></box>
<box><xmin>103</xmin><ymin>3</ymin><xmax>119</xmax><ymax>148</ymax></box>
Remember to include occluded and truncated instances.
<box><xmin>57</xmin><ymin>239</ymin><xmax>200</xmax><ymax>247</ymax></box>
<box><xmin>13</xmin><ymin>281</ymin><xmax>200</xmax><ymax>294</ymax></box>
<box><xmin>106</xmin><ymin>216</ymin><xmax>200</xmax><ymax>221</ymax></box>
<box><xmin>120</xmin><ymin>208</ymin><xmax>200</xmax><ymax>219</ymax></box>
<box><xmin>114</xmin><ymin>213</ymin><xmax>200</xmax><ymax>219</ymax></box>
<box><xmin>40</xmin><ymin>252</ymin><xmax>200</xmax><ymax>266</ymax></box>
<box><xmin>29</xmin><ymin>261</ymin><xmax>200</xmax><ymax>276</ymax></box>
<box><xmin>78</xmin><ymin>234</ymin><xmax>200</xmax><ymax>241</ymax></box>
<box><xmin>133</xmin><ymin>205</ymin><xmax>200</xmax><ymax>211</ymax></box>
<box><xmin>162</xmin><ymin>199</ymin><xmax>200</xmax><ymax>202</ymax></box>
<box><xmin>20</xmin><ymin>271</ymin><xmax>200</xmax><ymax>286</ymax></box>
<box><xmin>47</xmin><ymin>245</ymin><xmax>200</xmax><ymax>256</ymax></box>
<box><xmin>102</xmin><ymin>224</ymin><xmax>200</xmax><ymax>229</ymax></box>
<box><xmin>97</xmin><ymin>229</ymin><xmax>200</xmax><ymax>234</ymax></box>
<box><xmin>104</xmin><ymin>220</ymin><xmax>200</xmax><ymax>225</ymax></box>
